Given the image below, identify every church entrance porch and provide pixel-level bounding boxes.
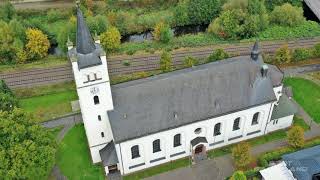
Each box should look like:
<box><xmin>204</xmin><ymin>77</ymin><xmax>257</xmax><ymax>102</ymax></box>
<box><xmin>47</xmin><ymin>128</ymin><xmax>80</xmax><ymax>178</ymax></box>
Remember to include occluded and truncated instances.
<box><xmin>190</xmin><ymin>137</ymin><xmax>208</xmax><ymax>163</ymax></box>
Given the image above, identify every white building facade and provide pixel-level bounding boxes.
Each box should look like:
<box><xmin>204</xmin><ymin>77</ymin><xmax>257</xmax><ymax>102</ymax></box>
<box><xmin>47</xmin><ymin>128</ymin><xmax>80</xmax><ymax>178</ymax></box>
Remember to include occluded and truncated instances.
<box><xmin>69</xmin><ymin>8</ymin><xmax>297</xmax><ymax>176</ymax></box>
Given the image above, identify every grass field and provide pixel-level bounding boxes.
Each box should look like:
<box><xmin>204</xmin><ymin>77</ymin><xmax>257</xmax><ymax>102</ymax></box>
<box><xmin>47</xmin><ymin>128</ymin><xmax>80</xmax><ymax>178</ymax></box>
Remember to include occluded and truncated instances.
<box><xmin>284</xmin><ymin>77</ymin><xmax>320</xmax><ymax>123</ymax></box>
<box><xmin>17</xmin><ymin>82</ymin><xmax>77</xmax><ymax>122</ymax></box>
<box><xmin>56</xmin><ymin>124</ymin><xmax>105</xmax><ymax>180</ymax></box>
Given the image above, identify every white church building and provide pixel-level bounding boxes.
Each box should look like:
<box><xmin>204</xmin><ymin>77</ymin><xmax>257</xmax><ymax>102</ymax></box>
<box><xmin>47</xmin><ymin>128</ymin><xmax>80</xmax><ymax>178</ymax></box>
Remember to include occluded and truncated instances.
<box><xmin>68</xmin><ymin>8</ymin><xmax>297</xmax><ymax>176</ymax></box>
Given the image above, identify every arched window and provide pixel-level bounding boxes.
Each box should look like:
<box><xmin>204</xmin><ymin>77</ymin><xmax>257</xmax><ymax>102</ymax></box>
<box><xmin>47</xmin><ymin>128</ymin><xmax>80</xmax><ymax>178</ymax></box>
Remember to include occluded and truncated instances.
<box><xmin>194</xmin><ymin>128</ymin><xmax>202</xmax><ymax>134</ymax></box>
<box><xmin>98</xmin><ymin>115</ymin><xmax>101</xmax><ymax>121</ymax></box>
<box><xmin>93</xmin><ymin>95</ymin><xmax>100</xmax><ymax>105</ymax></box>
<box><xmin>214</xmin><ymin>123</ymin><xmax>221</xmax><ymax>136</ymax></box>
<box><xmin>131</xmin><ymin>145</ymin><xmax>140</xmax><ymax>159</ymax></box>
<box><xmin>252</xmin><ymin>112</ymin><xmax>260</xmax><ymax>125</ymax></box>
<box><xmin>233</xmin><ymin>117</ymin><xmax>240</xmax><ymax>131</ymax></box>
<box><xmin>101</xmin><ymin>132</ymin><xmax>104</xmax><ymax>137</ymax></box>
<box><xmin>153</xmin><ymin>139</ymin><xmax>161</xmax><ymax>153</ymax></box>
<box><xmin>174</xmin><ymin>134</ymin><xmax>181</xmax><ymax>147</ymax></box>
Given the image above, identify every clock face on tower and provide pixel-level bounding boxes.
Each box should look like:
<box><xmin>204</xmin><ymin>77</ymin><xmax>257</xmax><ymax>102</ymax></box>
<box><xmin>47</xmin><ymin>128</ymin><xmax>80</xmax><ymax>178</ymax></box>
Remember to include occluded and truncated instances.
<box><xmin>90</xmin><ymin>86</ymin><xmax>100</xmax><ymax>95</ymax></box>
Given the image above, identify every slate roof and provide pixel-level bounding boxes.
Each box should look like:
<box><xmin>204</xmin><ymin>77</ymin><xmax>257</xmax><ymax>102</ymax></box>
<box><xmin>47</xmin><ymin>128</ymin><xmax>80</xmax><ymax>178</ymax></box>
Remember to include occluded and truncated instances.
<box><xmin>99</xmin><ymin>141</ymin><xmax>119</xmax><ymax>166</ymax></box>
<box><xmin>282</xmin><ymin>145</ymin><xmax>320</xmax><ymax>180</ymax></box>
<box><xmin>191</xmin><ymin>137</ymin><xmax>208</xmax><ymax>146</ymax></box>
<box><xmin>69</xmin><ymin>7</ymin><xmax>102</xmax><ymax>70</ymax></box>
<box><xmin>108</xmin><ymin>55</ymin><xmax>279</xmax><ymax>143</ymax></box>
<box><xmin>271</xmin><ymin>94</ymin><xmax>297</xmax><ymax>120</ymax></box>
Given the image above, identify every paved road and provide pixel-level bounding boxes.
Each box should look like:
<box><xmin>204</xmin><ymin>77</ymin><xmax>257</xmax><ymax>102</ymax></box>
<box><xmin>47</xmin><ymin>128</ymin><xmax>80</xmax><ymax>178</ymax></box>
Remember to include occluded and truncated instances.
<box><xmin>1</xmin><ymin>37</ymin><xmax>319</xmax><ymax>88</ymax></box>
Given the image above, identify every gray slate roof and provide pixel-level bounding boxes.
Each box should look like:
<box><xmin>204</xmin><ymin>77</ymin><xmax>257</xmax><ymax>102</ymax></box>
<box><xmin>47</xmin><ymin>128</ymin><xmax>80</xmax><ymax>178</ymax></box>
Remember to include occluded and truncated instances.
<box><xmin>69</xmin><ymin>8</ymin><xmax>102</xmax><ymax>70</ymax></box>
<box><xmin>99</xmin><ymin>141</ymin><xmax>119</xmax><ymax>166</ymax></box>
<box><xmin>282</xmin><ymin>145</ymin><xmax>320</xmax><ymax>180</ymax></box>
<box><xmin>271</xmin><ymin>94</ymin><xmax>297</xmax><ymax>120</ymax></box>
<box><xmin>191</xmin><ymin>137</ymin><xmax>208</xmax><ymax>146</ymax></box>
<box><xmin>108</xmin><ymin>55</ymin><xmax>278</xmax><ymax>143</ymax></box>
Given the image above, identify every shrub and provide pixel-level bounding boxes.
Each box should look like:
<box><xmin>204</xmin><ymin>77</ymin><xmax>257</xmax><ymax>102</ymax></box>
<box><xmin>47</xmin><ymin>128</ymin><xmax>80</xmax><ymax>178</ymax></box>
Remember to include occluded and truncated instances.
<box><xmin>207</xmin><ymin>48</ymin><xmax>229</xmax><ymax>62</ymax></box>
<box><xmin>86</xmin><ymin>15</ymin><xmax>109</xmax><ymax>35</ymax></box>
<box><xmin>187</xmin><ymin>0</ymin><xmax>222</xmax><ymax>24</ymax></box>
<box><xmin>47</xmin><ymin>9</ymin><xmax>65</xmax><ymax>23</ymax></box>
<box><xmin>314</xmin><ymin>43</ymin><xmax>320</xmax><ymax>57</ymax></box>
<box><xmin>183</xmin><ymin>56</ymin><xmax>198</xmax><ymax>68</ymax></box>
<box><xmin>270</xmin><ymin>3</ymin><xmax>305</xmax><ymax>27</ymax></box>
<box><xmin>232</xmin><ymin>142</ymin><xmax>251</xmax><ymax>169</ymax></box>
<box><xmin>287</xmin><ymin>126</ymin><xmax>305</xmax><ymax>148</ymax></box>
<box><xmin>230</xmin><ymin>171</ymin><xmax>247</xmax><ymax>180</ymax></box>
<box><xmin>0</xmin><ymin>1</ymin><xmax>15</xmax><ymax>22</ymax></box>
<box><xmin>153</xmin><ymin>22</ymin><xmax>173</xmax><ymax>43</ymax></box>
<box><xmin>122</xmin><ymin>60</ymin><xmax>131</xmax><ymax>66</ymax></box>
<box><xmin>100</xmin><ymin>26</ymin><xmax>121</xmax><ymax>53</ymax></box>
<box><xmin>275</xmin><ymin>44</ymin><xmax>292</xmax><ymax>64</ymax></box>
<box><xmin>16</xmin><ymin>48</ymin><xmax>28</xmax><ymax>64</ymax></box>
<box><xmin>207</xmin><ymin>10</ymin><xmax>243</xmax><ymax>39</ymax></box>
<box><xmin>222</xmin><ymin>0</ymin><xmax>248</xmax><ymax>12</ymax></box>
<box><xmin>160</xmin><ymin>51</ymin><xmax>172</xmax><ymax>72</ymax></box>
<box><xmin>25</xmin><ymin>28</ymin><xmax>50</xmax><ymax>60</ymax></box>
<box><xmin>293</xmin><ymin>48</ymin><xmax>313</xmax><ymax>61</ymax></box>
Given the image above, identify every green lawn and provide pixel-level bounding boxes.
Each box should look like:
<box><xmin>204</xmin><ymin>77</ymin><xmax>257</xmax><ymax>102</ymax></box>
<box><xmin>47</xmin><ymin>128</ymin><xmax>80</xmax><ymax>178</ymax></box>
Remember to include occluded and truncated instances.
<box><xmin>17</xmin><ymin>82</ymin><xmax>77</xmax><ymax>122</ymax></box>
<box><xmin>56</xmin><ymin>124</ymin><xmax>105</xmax><ymax>180</ymax></box>
<box><xmin>293</xmin><ymin>116</ymin><xmax>310</xmax><ymax>130</ymax></box>
<box><xmin>284</xmin><ymin>77</ymin><xmax>320</xmax><ymax>123</ymax></box>
<box><xmin>20</xmin><ymin>91</ymin><xmax>77</xmax><ymax>122</ymax></box>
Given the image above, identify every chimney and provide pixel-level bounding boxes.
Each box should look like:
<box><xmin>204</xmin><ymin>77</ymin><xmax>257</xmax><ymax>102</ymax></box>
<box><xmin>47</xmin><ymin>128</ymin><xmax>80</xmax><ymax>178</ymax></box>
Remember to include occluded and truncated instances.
<box><xmin>261</xmin><ymin>64</ymin><xmax>268</xmax><ymax>77</ymax></box>
<box><xmin>251</xmin><ymin>41</ymin><xmax>260</xmax><ymax>61</ymax></box>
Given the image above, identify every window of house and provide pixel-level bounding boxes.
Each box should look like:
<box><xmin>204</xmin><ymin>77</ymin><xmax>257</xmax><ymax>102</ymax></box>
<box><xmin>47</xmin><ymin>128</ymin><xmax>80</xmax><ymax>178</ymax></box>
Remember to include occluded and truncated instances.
<box><xmin>194</xmin><ymin>128</ymin><xmax>202</xmax><ymax>134</ymax></box>
<box><xmin>214</xmin><ymin>123</ymin><xmax>221</xmax><ymax>136</ymax></box>
<box><xmin>98</xmin><ymin>115</ymin><xmax>101</xmax><ymax>121</ymax></box>
<box><xmin>153</xmin><ymin>139</ymin><xmax>161</xmax><ymax>153</ymax></box>
<box><xmin>174</xmin><ymin>134</ymin><xmax>181</xmax><ymax>147</ymax></box>
<box><xmin>233</xmin><ymin>117</ymin><xmax>240</xmax><ymax>131</ymax></box>
<box><xmin>87</xmin><ymin>75</ymin><xmax>90</xmax><ymax>82</ymax></box>
<box><xmin>94</xmin><ymin>95</ymin><xmax>100</xmax><ymax>105</ymax></box>
<box><xmin>131</xmin><ymin>145</ymin><xmax>140</xmax><ymax>159</ymax></box>
<box><xmin>101</xmin><ymin>132</ymin><xmax>104</xmax><ymax>137</ymax></box>
<box><xmin>252</xmin><ymin>112</ymin><xmax>259</xmax><ymax>125</ymax></box>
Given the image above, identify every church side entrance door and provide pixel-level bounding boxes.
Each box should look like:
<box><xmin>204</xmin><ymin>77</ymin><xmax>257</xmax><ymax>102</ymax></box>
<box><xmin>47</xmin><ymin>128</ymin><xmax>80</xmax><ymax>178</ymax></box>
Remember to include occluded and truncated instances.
<box><xmin>195</xmin><ymin>144</ymin><xmax>204</xmax><ymax>154</ymax></box>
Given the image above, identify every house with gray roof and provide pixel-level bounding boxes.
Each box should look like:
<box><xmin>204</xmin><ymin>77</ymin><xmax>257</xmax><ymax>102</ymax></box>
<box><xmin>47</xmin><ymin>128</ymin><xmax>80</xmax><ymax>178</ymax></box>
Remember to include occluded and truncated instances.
<box><xmin>68</xmin><ymin>7</ymin><xmax>297</xmax><ymax>177</ymax></box>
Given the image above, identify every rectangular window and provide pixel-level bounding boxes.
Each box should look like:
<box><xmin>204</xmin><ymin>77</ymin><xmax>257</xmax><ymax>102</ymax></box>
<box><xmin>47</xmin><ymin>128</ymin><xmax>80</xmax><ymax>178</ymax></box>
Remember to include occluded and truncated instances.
<box><xmin>174</xmin><ymin>134</ymin><xmax>181</xmax><ymax>147</ymax></box>
<box><xmin>131</xmin><ymin>145</ymin><xmax>140</xmax><ymax>159</ymax></box>
<box><xmin>153</xmin><ymin>139</ymin><xmax>161</xmax><ymax>153</ymax></box>
<box><xmin>233</xmin><ymin>118</ymin><xmax>240</xmax><ymax>131</ymax></box>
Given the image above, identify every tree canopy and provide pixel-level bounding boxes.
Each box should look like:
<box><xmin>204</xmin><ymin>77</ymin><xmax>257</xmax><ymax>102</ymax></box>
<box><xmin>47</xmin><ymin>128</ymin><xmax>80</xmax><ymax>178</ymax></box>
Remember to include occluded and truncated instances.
<box><xmin>0</xmin><ymin>80</ymin><xmax>18</xmax><ymax>112</ymax></box>
<box><xmin>0</xmin><ymin>108</ymin><xmax>56</xmax><ymax>179</ymax></box>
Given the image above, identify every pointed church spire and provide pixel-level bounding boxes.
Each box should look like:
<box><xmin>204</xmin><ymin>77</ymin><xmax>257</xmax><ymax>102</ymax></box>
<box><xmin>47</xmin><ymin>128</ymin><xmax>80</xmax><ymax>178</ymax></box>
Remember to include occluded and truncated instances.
<box><xmin>251</xmin><ymin>41</ymin><xmax>260</xmax><ymax>61</ymax></box>
<box><xmin>76</xmin><ymin>6</ymin><xmax>96</xmax><ymax>54</ymax></box>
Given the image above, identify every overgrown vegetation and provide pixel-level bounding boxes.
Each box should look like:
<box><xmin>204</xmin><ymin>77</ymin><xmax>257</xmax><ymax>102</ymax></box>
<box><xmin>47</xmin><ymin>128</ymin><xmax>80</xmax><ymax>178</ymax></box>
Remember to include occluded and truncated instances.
<box><xmin>0</xmin><ymin>80</ymin><xmax>18</xmax><ymax>111</ymax></box>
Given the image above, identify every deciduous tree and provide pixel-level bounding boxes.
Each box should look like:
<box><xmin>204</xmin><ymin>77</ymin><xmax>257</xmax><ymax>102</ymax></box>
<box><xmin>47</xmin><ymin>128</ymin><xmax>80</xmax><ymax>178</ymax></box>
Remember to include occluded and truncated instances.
<box><xmin>287</xmin><ymin>126</ymin><xmax>305</xmax><ymax>148</ymax></box>
<box><xmin>100</xmin><ymin>26</ymin><xmax>121</xmax><ymax>53</ymax></box>
<box><xmin>25</xmin><ymin>28</ymin><xmax>50</xmax><ymax>60</ymax></box>
<box><xmin>0</xmin><ymin>108</ymin><xmax>56</xmax><ymax>179</ymax></box>
<box><xmin>270</xmin><ymin>3</ymin><xmax>305</xmax><ymax>27</ymax></box>
<box><xmin>187</xmin><ymin>0</ymin><xmax>222</xmax><ymax>24</ymax></box>
<box><xmin>153</xmin><ymin>22</ymin><xmax>173</xmax><ymax>43</ymax></box>
<box><xmin>232</xmin><ymin>142</ymin><xmax>251</xmax><ymax>169</ymax></box>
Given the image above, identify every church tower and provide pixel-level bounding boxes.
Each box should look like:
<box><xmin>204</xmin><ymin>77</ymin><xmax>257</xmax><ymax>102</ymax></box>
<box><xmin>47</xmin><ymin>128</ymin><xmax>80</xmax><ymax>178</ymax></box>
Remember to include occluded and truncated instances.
<box><xmin>68</xmin><ymin>7</ymin><xmax>114</xmax><ymax>163</ymax></box>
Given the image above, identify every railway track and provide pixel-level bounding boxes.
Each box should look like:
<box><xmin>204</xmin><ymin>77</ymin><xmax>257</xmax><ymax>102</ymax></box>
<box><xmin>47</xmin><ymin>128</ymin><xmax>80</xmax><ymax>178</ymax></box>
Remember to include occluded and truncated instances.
<box><xmin>1</xmin><ymin>37</ymin><xmax>319</xmax><ymax>88</ymax></box>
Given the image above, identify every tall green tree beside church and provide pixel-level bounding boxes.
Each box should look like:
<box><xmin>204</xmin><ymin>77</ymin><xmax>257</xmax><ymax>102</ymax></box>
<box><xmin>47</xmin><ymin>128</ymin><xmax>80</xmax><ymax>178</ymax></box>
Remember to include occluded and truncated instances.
<box><xmin>0</xmin><ymin>108</ymin><xmax>56</xmax><ymax>179</ymax></box>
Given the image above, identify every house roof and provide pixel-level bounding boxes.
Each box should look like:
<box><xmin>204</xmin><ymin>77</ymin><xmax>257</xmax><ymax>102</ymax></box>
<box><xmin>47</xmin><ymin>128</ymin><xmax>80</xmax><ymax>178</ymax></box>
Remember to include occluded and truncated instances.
<box><xmin>108</xmin><ymin>55</ymin><xmax>279</xmax><ymax>143</ymax></box>
<box><xmin>282</xmin><ymin>145</ymin><xmax>320</xmax><ymax>180</ymax></box>
<box><xmin>271</xmin><ymin>94</ymin><xmax>297</xmax><ymax>120</ymax></box>
<box><xmin>260</xmin><ymin>161</ymin><xmax>296</xmax><ymax>180</ymax></box>
<box><xmin>99</xmin><ymin>141</ymin><xmax>119</xmax><ymax>166</ymax></box>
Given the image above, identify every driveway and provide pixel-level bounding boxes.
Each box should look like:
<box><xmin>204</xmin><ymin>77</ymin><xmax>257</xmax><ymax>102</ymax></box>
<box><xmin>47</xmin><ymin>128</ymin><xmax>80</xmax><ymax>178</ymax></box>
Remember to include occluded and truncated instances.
<box><xmin>145</xmin><ymin>155</ymin><xmax>235</xmax><ymax>180</ymax></box>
